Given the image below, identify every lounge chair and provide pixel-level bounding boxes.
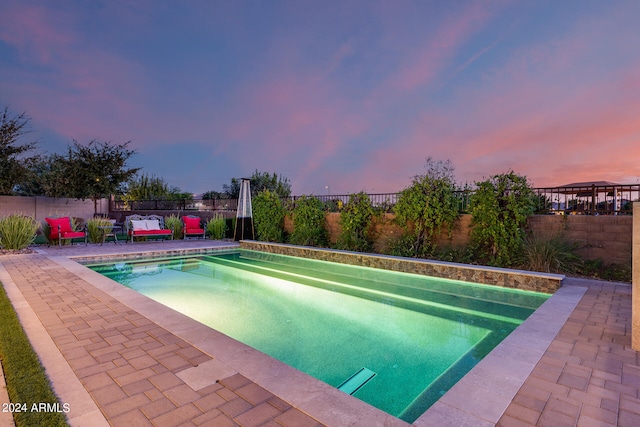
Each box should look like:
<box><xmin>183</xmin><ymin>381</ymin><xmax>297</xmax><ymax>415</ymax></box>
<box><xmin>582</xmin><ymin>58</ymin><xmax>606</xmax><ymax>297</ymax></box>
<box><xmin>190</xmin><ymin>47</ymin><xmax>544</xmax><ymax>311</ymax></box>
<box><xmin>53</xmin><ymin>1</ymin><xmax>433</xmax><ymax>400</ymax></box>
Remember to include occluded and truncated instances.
<box><xmin>182</xmin><ymin>215</ymin><xmax>206</xmax><ymax>239</ymax></box>
<box><xmin>45</xmin><ymin>216</ymin><xmax>87</xmax><ymax>247</ymax></box>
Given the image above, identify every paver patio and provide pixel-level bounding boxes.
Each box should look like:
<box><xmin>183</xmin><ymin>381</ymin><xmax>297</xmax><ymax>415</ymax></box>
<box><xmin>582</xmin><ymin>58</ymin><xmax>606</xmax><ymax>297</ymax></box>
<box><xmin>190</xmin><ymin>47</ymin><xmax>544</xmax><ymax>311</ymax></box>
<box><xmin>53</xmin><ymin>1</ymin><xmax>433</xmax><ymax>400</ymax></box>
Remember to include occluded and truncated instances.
<box><xmin>0</xmin><ymin>240</ymin><xmax>638</xmax><ymax>426</ymax></box>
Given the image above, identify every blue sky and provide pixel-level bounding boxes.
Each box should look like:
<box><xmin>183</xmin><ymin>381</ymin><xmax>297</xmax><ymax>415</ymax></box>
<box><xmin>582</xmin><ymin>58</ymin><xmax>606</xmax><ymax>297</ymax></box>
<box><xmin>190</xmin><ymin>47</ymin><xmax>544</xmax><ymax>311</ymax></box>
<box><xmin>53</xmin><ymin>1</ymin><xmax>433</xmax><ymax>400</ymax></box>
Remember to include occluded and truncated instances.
<box><xmin>1</xmin><ymin>0</ymin><xmax>639</xmax><ymax>195</ymax></box>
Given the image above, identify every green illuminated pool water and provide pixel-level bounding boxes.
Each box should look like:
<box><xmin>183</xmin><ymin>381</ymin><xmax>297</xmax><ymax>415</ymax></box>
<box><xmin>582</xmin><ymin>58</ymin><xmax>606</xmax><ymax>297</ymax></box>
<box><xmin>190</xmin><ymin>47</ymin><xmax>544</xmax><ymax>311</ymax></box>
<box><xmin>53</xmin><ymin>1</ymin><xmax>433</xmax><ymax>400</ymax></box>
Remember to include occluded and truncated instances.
<box><xmin>87</xmin><ymin>249</ymin><xmax>549</xmax><ymax>422</ymax></box>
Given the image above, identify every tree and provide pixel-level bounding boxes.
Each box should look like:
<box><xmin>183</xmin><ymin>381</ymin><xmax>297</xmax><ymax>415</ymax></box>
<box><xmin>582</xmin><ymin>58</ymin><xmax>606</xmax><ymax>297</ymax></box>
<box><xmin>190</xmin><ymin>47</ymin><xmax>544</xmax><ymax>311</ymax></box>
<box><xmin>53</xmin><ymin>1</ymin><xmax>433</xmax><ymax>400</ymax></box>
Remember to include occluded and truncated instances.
<box><xmin>0</xmin><ymin>107</ymin><xmax>40</xmax><ymax>194</ymax></box>
<box><xmin>202</xmin><ymin>190</ymin><xmax>224</xmax><ymax>200</ymax></box>
<box><xmin>123</xmin><ymin>173</ymin><xmax>192</xmax><ymax>201</ymax></box>
<box><xmin>12</xmin><ymin>155</ymin><xmax>49</xmax><ymax>196</ymax></box>
<box><xmin>43</xmin><ymin>140</ymin><xmax>140</xmax><ymax>213</ymax></box>
<box><xmin>393</xmin><ymin>158</ymin><xmax>459</xmax><ymax>257</ymax></box>
<box><xmin>223</xmin><ymin>170</ymin><xmax>292</xmax><ymax>198</ymax></box>
<box><xmin>469</xmin><ymin>171</ymin><xmax>537</xmax><ymax>266</ymax></box>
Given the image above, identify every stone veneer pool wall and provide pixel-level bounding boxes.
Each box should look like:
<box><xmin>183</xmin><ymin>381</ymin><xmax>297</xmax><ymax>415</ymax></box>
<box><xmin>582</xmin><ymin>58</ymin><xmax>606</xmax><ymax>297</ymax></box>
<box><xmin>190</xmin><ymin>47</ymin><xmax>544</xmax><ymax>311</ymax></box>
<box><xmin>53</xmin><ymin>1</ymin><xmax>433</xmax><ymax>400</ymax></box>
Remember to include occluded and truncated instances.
<box><xmin>71</xmin><ymin>246</ymin><xmax>236</xmax><ymax>264</ymax></box>
<box><xmin>240</xmin><ymin>241</ymin><xmax>564</xmax><ymax>293</ymax></box>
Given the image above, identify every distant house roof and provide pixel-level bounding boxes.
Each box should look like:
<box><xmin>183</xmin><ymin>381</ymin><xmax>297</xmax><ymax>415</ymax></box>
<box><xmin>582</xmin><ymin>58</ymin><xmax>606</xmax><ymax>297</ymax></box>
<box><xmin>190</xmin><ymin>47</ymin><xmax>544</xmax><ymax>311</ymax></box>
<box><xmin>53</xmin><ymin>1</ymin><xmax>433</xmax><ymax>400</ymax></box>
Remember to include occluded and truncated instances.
<box><xmin>555</xmin><ymin>181</ymin><xmax>625</xmax><ymax>197</ymax></box>
<box><xmin>558</xmin><ymin>181</ymin><xmax>622</xmax><ymax>188</ymax></box>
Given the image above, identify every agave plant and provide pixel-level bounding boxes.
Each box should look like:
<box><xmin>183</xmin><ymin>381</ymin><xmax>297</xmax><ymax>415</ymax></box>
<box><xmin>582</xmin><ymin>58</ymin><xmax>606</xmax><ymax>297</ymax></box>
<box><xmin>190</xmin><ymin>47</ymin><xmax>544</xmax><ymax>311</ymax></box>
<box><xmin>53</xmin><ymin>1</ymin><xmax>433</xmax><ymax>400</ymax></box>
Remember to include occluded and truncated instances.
<box><xmin>0</xmin><ymin>214</ymin><xmax>39</xmax><ymax>250</ymax></box>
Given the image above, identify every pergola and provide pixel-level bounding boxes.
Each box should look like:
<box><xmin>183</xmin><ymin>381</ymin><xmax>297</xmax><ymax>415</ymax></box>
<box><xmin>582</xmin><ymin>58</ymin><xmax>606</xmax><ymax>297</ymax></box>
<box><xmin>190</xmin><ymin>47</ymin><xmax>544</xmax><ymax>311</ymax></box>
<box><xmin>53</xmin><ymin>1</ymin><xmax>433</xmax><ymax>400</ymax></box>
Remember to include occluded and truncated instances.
<box><xmin>543</xmin><ymin>181</ymin><xmax>627</xmax><ymax>215</ymax></box>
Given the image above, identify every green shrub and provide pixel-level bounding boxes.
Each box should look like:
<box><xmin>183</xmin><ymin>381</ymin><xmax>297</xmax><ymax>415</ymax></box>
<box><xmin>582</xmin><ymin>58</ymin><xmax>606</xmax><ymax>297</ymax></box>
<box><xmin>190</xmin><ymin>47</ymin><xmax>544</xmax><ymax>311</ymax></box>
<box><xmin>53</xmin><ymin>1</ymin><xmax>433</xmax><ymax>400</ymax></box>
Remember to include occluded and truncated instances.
<box><xmin>289</xmin><ymin>195</ymin><xmax>328</xmax><ymax>247</ymax></box>
<box><xmin>86</xmin><ymin>218</ymin><xmax>114</xmax><ymax>244</ymax></box>
<box><xmin>253</xmin><ymin>190</ymin><xmax>286</xmax><ymax>242</ymax></box>
<box><xmin>469</xmin><ymin>171</ymin><xmax>536</xmax><ymax>267</ymax></box>
<box><xmin>206</xmin><ymin>215</ymin><xmax>227</xmax><ymax>240</ymax></box>
<box><xmin>337</xmin><ymin>192</ymin><xmax>376</xmax><ymax>252</ymax></box>
<box><xmin>393</xmin><ymin>158</ymin><xmax>459</xmax><ymax>257</ymax></box>
<box><xmin>388</xmin><ymin>233</ymin><xmax>421</xmax><ymax>257</ymax></box>
<box><xmin>581</xmin><ymin>259</ymin><xmax>632</xmax><ymax>282</ymax></box>
<box><xmin>0</xmin><ymin>214</ymin><xmax>39</xmax><ymax>250</ymax></box>
<box><xmin>432</xmin><ymin>245</ymin><xmax>475</xmax><ymax>264</ymax></box>
<box><xmin>164</xmin><ymin>214</ymin><xmax>183</xmax><ymax>239</ymax></box>
<box><xmin>521</xmin><ymin>234</ymin><xmax>582</xmax><ymax>274</ymax></box>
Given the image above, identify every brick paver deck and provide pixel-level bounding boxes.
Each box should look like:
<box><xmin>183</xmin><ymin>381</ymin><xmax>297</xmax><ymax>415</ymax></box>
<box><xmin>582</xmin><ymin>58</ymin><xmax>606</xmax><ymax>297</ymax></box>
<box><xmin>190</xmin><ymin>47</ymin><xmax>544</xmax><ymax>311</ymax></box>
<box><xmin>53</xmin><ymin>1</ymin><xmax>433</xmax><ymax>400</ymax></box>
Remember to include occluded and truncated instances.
<box><xmin>0</xmin><ymin>251</ymin><xmax>324</xmax><ymax>427</ymax></box>
<box><xmin>0</xmin><ymin>241</ymin><xmax>638</xmax><ymax>426</ymax></box>
<box><xmin>498</xmin><ymin>279</ymin><xmax>640</xmax><ymax>427</ymax></box>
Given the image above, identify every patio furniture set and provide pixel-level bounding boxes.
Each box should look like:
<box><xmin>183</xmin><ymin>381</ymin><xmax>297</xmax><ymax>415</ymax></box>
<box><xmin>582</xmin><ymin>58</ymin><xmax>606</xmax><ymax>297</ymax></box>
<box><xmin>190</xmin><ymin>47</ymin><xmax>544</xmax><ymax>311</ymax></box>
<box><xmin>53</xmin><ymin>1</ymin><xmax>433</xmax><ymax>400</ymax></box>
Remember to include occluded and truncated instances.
<box><xmin>44</xmin><ymin>214</ymin><xmax>207</xmax><ymax>246</ymax></box>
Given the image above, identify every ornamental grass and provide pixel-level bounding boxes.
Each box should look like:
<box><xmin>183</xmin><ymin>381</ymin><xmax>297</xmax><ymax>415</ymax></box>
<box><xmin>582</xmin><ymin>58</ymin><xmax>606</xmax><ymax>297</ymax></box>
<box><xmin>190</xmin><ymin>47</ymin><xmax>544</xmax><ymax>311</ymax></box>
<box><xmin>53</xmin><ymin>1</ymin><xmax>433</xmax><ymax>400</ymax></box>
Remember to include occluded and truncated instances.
<box><xmin>206</xmin><ymin>215</ymin><xmax>227</xmax><ymax>240</ymax></box>
<box><xmin>0</xmin><ymin>215</ymin><xmax>39</xmax><ymax>250</ymax></box>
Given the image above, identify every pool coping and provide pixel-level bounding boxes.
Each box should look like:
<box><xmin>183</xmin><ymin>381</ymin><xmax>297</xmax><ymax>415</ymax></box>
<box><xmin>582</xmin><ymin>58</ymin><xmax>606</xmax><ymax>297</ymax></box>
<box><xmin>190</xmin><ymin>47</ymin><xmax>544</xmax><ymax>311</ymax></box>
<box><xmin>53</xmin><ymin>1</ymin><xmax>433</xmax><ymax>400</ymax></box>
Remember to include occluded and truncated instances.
<box><xmin>1</xmin><ymin>243</ymin><xmax>585</xmax><ymax>426</ymax></box>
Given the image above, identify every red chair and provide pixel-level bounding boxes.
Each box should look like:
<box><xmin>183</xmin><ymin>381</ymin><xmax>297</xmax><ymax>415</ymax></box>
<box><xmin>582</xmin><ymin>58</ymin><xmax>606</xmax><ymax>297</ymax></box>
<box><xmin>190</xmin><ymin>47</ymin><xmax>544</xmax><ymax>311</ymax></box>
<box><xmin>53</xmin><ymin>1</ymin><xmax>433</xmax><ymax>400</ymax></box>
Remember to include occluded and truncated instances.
<box><xmin>182</xmin><ymin>216</ymin><xmax>205</xmax><ymax>239</ymax></box>
<box><xmin>45</xmin><ymin>217</ymin><xmax>87</xmax><ymax>247</ymax></box>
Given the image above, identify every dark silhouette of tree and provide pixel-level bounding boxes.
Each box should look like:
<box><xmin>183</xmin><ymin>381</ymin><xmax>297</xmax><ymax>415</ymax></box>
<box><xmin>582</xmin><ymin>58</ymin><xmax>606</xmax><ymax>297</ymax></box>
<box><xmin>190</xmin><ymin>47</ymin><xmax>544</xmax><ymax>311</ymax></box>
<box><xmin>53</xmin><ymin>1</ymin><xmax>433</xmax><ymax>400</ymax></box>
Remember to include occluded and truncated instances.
<box><xmin>123</xmin><ymin>173</ymin><xmax>192</xmax><ymax>201</ymax></box>
<box><xmin>202</xmin><ymin>190</ymin><xmax>224</xmax><ymax>200</ymax></box>
<box><xmin>43</xmin><ymin>140</ymin><xmax>140</xmax><ymax>213</ymax></box>
<box><xmin>0</xmin><ymin>106</ymin><xmax>40</xmax><ymax>195</ymax></box>
<box><xmin>222</xmin><ymin>170</ymin><xmax>291</xmax><ymax>198</ymax></box>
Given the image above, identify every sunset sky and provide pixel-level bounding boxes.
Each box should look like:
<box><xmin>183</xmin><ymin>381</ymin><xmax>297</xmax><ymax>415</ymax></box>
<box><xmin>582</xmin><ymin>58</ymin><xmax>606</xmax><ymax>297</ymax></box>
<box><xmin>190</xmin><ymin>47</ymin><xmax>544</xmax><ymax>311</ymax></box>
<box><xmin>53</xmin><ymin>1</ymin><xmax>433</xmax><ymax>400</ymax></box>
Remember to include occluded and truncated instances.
<box><xmin>1</xmin><ymin>0</ymin><xmax>639</xmax><ymax>195</ymax></box>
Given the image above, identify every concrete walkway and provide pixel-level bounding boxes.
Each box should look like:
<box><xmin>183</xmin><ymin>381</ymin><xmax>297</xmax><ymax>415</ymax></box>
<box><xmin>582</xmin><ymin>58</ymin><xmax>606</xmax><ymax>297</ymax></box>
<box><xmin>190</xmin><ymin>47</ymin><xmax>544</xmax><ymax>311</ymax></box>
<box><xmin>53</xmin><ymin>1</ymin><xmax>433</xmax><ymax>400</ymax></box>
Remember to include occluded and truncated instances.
<box><xmin>0</xmin><ymin>241</ymin><xmax>638</xmax><ymax>426</ymax></box>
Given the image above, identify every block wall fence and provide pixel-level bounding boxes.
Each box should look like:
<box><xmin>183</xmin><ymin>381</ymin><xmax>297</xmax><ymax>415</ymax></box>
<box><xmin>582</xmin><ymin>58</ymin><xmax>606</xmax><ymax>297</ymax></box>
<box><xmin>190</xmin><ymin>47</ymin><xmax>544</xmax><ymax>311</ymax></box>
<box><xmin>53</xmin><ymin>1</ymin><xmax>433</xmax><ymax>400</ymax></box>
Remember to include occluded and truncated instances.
<box><xmin>286</xmin><ymin>212</ymin><xmax>632</xmax><ymax>266</ymax></box>
<box><xmin>0</xmin><ymin>195</ymin><xmax>632</xmax><ymax>266</ymax></box>
<box><xmin>0</xmin><ymin>195</ymin><xmax>109</xmax><ymax>222</ymax></box>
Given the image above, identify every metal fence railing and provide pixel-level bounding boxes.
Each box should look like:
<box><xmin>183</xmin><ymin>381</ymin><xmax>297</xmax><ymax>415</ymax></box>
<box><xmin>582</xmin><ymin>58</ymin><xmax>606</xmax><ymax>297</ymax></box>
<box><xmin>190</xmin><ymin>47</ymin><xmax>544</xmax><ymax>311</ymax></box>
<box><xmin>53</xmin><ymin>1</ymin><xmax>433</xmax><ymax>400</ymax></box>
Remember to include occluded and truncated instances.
<box><xmin>282</xmin><ymin>192</ymin><xmax>473</xmax><ymax>213</ymax></box>
<box><xmin>111</xmin><ymin>183</ymin><xmax>640</xmax><ymax>215</ymax></box>
<box><xmin>111</xmin><ymin>198</ymin><xmax>238</xmax><ymax>212</ymax></box>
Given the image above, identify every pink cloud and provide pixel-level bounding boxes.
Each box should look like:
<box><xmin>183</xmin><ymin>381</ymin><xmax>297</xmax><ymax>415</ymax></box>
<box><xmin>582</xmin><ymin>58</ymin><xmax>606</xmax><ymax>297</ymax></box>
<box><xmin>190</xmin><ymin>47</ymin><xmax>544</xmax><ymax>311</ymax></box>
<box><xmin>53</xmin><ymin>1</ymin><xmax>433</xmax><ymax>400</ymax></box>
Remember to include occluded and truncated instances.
<box><xmin>347</xmin><ymin>37</ymin><xmax>640</xmax><ymax>192</ymax></box>
<box><xmin>0</xmin><ymin>4</ymin><xmax>74</xmax><ymax>64</ymax></box>
<box><xmin>389</xmin><ymin>2</ymin><xmax>494</xmax><ymax>92</ymax></box>
<box><xmin>221</xmin><ymin>73</ymin><xmax>361</xmax><ymax>183</ymax></box>
<box><xmin>454</xmin><ymin>68</ymin><xmax>640</xmax><ymax>187</ymax></box>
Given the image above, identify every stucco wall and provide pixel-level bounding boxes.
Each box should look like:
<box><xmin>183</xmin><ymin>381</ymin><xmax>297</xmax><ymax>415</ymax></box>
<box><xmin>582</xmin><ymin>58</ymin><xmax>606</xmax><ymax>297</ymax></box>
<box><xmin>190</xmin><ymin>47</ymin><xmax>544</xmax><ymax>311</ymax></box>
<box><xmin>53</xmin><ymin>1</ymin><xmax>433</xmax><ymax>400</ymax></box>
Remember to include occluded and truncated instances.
<box><xmin>0</xmin><ymin>195</ymin><xmax>109</xmax><ymax>221</ymax></box>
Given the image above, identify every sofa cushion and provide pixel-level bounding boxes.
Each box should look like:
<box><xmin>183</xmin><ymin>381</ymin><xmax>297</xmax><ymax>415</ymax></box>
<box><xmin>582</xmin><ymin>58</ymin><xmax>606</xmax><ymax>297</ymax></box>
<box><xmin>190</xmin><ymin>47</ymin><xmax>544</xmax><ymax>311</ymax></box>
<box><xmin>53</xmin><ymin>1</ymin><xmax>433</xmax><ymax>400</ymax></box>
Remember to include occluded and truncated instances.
<box><xmin>185</xmin><ymin>228</ymin><xmax>205</xmax><ymax>235</ymax></box>
<box><xmin>151</xmin><ymin>229</ymin><xmax>171</xmax><ymax>235</ymax></box>
<box><xmin>183</xmin><ymin>217</ymin><xmax>200</xmax><ymax>229</ymax></box>
<box><xmin>131</xmin><ymin>229</ymin><xmax>172</xmax><ymax>236</ymax></box>
<box><xmin>131</xmin><ymin>220</ymin><xmax>147</xmax><ymax>231</ymax></box>
<box><xmin>60</xmin><ymin>231</ymin><xmax>86</xmax><ymax>239</ymax></box>
<box><xmin>145</xmin><ymin>219</ymin><xmax>161</xmax><ymax>230</ymax></box>
<box><xmin>132</xmin><ymin>230</ymin><xmax>155</xmax><ymax>236</ymax></box>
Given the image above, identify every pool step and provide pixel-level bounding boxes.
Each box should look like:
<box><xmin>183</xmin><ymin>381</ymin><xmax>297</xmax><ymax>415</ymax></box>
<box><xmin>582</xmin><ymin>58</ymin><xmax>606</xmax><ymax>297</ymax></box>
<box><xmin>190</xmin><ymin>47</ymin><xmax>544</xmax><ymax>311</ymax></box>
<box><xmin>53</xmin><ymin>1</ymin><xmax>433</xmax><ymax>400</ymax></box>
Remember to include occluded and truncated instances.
<box><xmin>338</xmin><ymin>368</ymin><xmax>376</xmax><ymax>395</ymax></box>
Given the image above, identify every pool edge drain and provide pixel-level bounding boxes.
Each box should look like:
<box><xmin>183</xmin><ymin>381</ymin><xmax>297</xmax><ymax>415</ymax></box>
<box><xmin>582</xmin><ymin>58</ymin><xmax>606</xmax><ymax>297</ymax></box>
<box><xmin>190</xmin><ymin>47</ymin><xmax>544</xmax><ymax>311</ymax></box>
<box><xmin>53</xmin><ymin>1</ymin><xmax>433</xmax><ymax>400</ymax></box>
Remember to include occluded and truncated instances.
<box><xmin>338</xmin><ymin>368</ymin><xmax>377</xmax><ymax>395</ymax></box>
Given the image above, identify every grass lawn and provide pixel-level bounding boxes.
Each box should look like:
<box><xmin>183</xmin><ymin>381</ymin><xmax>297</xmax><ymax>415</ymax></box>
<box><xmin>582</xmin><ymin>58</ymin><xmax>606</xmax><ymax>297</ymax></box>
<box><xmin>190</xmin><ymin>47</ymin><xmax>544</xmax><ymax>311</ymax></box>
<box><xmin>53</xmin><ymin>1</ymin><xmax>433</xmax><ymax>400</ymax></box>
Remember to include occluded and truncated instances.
<box><xmin>0</xmin><ymin>281</ymin><xmax>69</xmax><ymax>427</ymax></box>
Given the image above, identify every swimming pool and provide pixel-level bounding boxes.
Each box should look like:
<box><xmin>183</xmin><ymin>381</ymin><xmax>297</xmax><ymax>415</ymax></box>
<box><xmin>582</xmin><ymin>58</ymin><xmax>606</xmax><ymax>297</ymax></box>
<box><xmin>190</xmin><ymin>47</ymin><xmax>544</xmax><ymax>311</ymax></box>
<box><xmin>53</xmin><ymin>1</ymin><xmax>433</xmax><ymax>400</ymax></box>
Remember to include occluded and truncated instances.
<box><xmin>87</xmin><ymin>249</ymin><xmax>549</xmax><ymax>422</ymax></box>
